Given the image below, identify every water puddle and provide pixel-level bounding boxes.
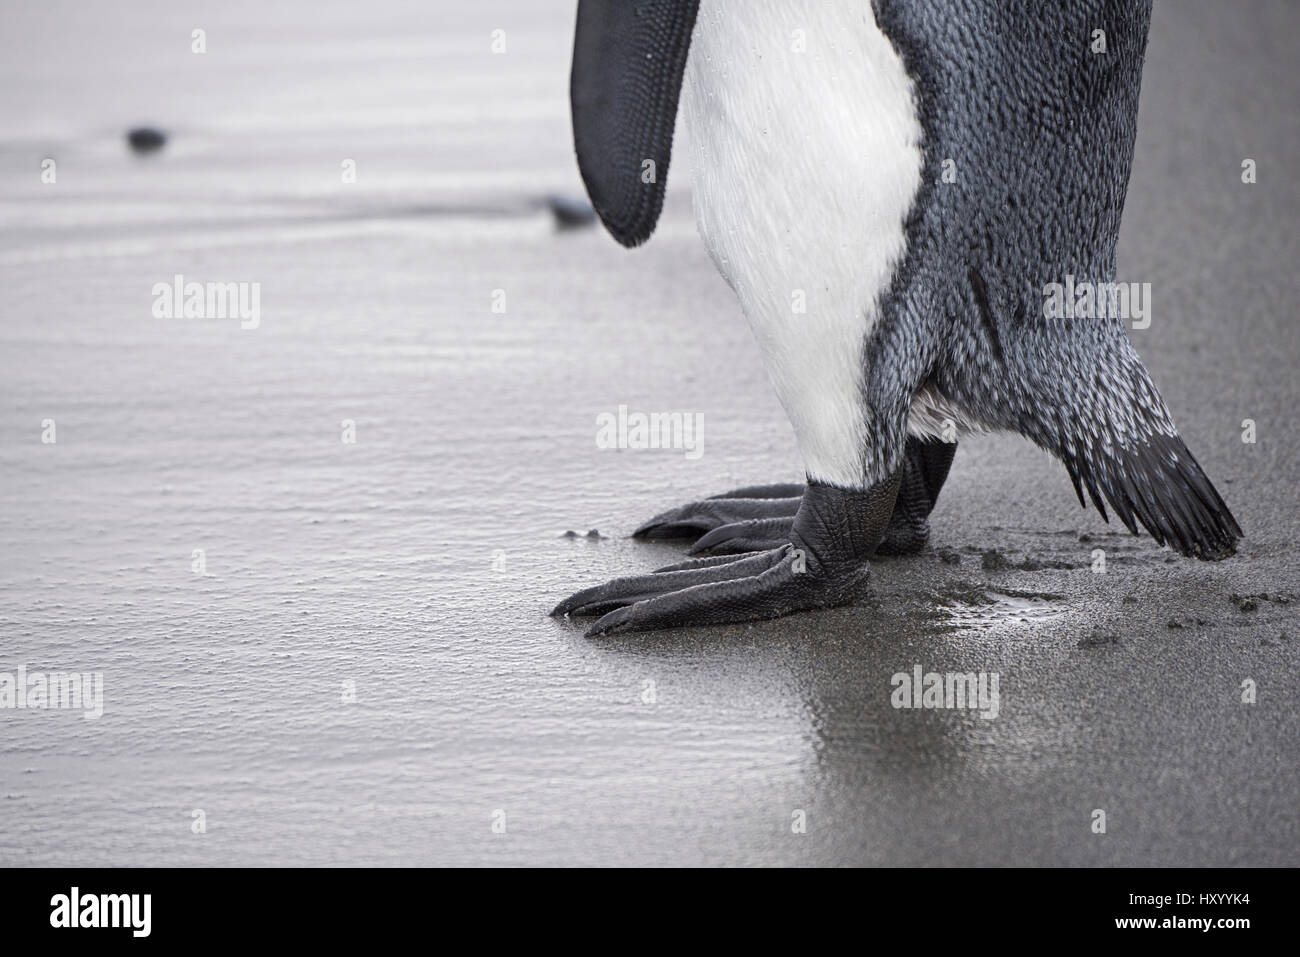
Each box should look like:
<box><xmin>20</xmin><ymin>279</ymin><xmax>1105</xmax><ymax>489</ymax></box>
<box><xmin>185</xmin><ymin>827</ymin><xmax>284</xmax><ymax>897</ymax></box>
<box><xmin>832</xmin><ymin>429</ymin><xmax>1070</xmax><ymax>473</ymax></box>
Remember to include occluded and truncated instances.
<box><xmin>938</xmin><ymin>589</ymin><xmax>1067</xmax><ymax>629</ymax></box>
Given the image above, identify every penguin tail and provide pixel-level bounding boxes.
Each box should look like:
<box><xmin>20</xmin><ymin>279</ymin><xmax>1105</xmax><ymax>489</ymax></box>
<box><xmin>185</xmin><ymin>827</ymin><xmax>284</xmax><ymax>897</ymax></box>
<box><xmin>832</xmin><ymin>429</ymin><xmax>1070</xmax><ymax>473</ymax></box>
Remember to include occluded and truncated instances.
<box><xmin>1061</xmin><ymin>430</ymin><xmax>1242</xmax><ymax>561</ymax></box>
<box><xmin>933</xmin><ymin>275</ymin><xmax>1241</xmax><ymax>560</ymax></box>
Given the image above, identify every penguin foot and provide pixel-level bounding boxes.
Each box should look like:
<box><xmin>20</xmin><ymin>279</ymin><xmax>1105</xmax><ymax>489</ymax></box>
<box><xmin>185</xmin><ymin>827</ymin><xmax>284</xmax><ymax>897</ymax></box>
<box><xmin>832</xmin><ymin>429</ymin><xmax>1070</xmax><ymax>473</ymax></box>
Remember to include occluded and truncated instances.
<box><xmin>632</xmin><ymin>486</ymin><xmax>802</xmax><ymax>541</ymax></box>
<box><xmin>683</xmin><ymin>488</ymin><xmax>929</xmax><ymax>558</ymax></box>
<box><xmin>630</xmin><ymin>438</ymin><xmax>958</xmax><ymax>559</ymax></box>
<box><xmin>876</xmin><ymin>437</ymin><xmax>956</xmax><ymax>554</ymax></box>
<box><xmin>874</xmin><ymin>449</ymin><xmax>941</xmax><ymax>555</ymax></box>
<box><xmin>553</xmin><ymin>477</ymin><xmax>900</xmax><ymax>636</ymax></box>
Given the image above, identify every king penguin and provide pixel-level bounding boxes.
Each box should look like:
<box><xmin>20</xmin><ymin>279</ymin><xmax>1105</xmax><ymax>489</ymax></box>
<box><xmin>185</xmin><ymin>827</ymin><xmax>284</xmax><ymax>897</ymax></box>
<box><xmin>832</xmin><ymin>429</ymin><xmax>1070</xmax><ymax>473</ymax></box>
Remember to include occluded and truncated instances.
<box><xmin>553</xmin><ymin>0</ymin><xmax>1242</xmax><ymax>636</ymax></box>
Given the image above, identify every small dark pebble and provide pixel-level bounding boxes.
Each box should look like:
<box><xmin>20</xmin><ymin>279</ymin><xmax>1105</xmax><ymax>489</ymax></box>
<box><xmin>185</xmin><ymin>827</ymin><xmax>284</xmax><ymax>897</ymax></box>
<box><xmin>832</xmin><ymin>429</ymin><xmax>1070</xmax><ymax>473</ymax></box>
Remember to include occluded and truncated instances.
<box><xmin>1020</xmin><ymin>557</ymin><xmax>1073</xmax><ymax>571</ymax></box>
<box><xmin>935</xmin><ymin>547</ymin><xmax>961</xmax><ymax>565</ymax></box>
<box><xmin>981</xmin><ymin>549</ymin><xmax>1011</xmax><ymax>571</ymax></box>
<box><xmin>1167</xmin><ymin>619</ymin><xmax>1184</xmax><ymax>629</ymax></box>
<box><xmin>585</xmin><ymin>529</ymin><xmax>604</xmax><ymax>539</ymax></box>
<box><xmin>1229</xmin><ymin>591</ymin><xmax>1285</xmax><ymax>613</ymax></box>
<box><xmin>126</xmin><ymin>127</ymin><xmax>166</xmax><ymax>154</ymax></box>
<box><xmin>1078</xmin><ymin>630</ymin><xmax>1120</xmax><ymax>649</ymax></box>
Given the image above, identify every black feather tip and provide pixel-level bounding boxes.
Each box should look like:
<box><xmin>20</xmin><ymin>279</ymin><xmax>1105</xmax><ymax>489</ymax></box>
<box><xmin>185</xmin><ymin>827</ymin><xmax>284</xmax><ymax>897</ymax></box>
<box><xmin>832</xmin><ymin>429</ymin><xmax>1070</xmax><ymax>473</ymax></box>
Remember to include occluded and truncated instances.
<box><xmin>1066</xmin><ymin>432</ymin><xmax>1242</xmax><ymax>560</ymax></box>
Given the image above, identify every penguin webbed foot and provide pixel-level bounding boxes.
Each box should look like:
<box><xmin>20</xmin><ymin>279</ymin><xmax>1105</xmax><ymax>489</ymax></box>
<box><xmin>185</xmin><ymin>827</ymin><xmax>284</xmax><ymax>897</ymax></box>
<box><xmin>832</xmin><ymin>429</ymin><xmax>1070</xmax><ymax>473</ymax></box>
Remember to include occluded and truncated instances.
<box><xmin>552</xmin><ymin>546</ymin><xmax>842</xmax><ymax>636</ymax></box>
<box><xmin>553</xmin><ymin>479</ymin><xmax>900</xmax><ymax>636</ymax></box>
<box><xmin>632</xmin><ymin>485</ymin><xmax>803</xmax><ymax>547</ymax></box>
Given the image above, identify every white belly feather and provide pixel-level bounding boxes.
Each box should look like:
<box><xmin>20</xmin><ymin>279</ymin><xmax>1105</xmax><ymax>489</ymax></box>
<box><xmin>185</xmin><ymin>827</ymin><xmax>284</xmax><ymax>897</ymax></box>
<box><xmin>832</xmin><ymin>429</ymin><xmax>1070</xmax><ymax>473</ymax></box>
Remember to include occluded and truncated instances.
<box><xmin>683</xmin><ymin>0</ymin><xmax>923</xmax><ymax>488</ymax></box>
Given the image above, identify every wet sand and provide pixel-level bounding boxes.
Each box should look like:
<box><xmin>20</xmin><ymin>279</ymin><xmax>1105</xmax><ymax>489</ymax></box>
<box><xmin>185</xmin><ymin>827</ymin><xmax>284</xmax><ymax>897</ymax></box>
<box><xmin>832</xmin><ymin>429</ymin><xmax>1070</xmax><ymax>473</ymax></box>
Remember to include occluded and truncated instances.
<box><xmin>0</xmin><ymin>0</ymin><xmax>1296</xmax><ymax>865</ymax></box>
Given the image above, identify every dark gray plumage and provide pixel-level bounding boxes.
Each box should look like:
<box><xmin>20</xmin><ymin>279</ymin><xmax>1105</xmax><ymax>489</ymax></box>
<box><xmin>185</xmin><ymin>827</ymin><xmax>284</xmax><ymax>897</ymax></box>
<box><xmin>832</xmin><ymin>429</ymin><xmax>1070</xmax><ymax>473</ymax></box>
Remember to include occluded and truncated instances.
<box><xmin>867</xmin><ymin>0</ymin><xmax>1240</xmax><ymax>558</ymax></box>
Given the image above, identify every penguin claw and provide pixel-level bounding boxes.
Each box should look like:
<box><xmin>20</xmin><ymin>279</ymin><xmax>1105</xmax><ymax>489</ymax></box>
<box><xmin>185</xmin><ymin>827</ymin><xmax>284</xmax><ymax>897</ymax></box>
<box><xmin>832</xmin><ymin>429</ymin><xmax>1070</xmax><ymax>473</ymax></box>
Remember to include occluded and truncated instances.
<box><xmin>632</xmin><ymin>495</ymin><xmax>802</xmax><ymax>540</ymax></box>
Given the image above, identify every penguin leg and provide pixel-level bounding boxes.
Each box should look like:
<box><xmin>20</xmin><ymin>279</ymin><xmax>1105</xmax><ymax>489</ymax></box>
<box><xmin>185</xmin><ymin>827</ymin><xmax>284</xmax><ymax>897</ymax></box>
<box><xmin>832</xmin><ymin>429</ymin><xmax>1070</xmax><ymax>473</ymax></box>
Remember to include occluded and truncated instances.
<box><xmin>632</xmin><ymin>438</ymin><xmax>957</xmax><ymax>557</ymax></box>
<box><xmin>553</xmin><ymin>475</ymin><xmax>900</xmax><ymax>636</ymax></box>
<box><xmin>876</xmin><ymin>437</ymin><xmax>957</xmax><ymax>556</ymax></box>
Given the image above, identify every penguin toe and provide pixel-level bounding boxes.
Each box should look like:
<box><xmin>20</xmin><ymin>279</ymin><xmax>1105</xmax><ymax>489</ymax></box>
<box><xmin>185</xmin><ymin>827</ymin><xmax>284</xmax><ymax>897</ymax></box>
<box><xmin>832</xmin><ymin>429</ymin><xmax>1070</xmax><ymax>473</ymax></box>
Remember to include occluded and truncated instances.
<box><xmin>580</xmin><ymin>546</ymin><xmax>868</xmax><ymax>637</ymax></box>
<box><xmin>550</xmin><ymin>549</ymin><xmax>786</xmax><ymax>619</ymax></box>
<box><xmin>688</xmin><ymin>517</ymin><xmax>794</xmax><ymax>555</ymax></box>
<box><xmin>632</xmin><ymin>494</ymin><xmax>801</xmax><ymax>539</ymax></box>
<box><xmin>706</xmin><ymin>483</ymin><xmax>806</xmax><ymax>500</ymax></box>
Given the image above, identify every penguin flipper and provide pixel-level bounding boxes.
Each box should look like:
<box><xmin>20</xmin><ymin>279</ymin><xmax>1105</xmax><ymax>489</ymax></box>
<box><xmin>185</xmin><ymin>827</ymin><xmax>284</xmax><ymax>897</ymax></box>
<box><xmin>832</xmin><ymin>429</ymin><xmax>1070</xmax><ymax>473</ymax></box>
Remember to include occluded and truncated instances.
<box><xmin>552</xmin><ymin>478</ymin><xmax>899</xmax><ymax>636</ymax></box>
<box><xmin>570</xmin><ymin>0</ymin><xmax>699</xmax><ymax>247</ymax></box>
